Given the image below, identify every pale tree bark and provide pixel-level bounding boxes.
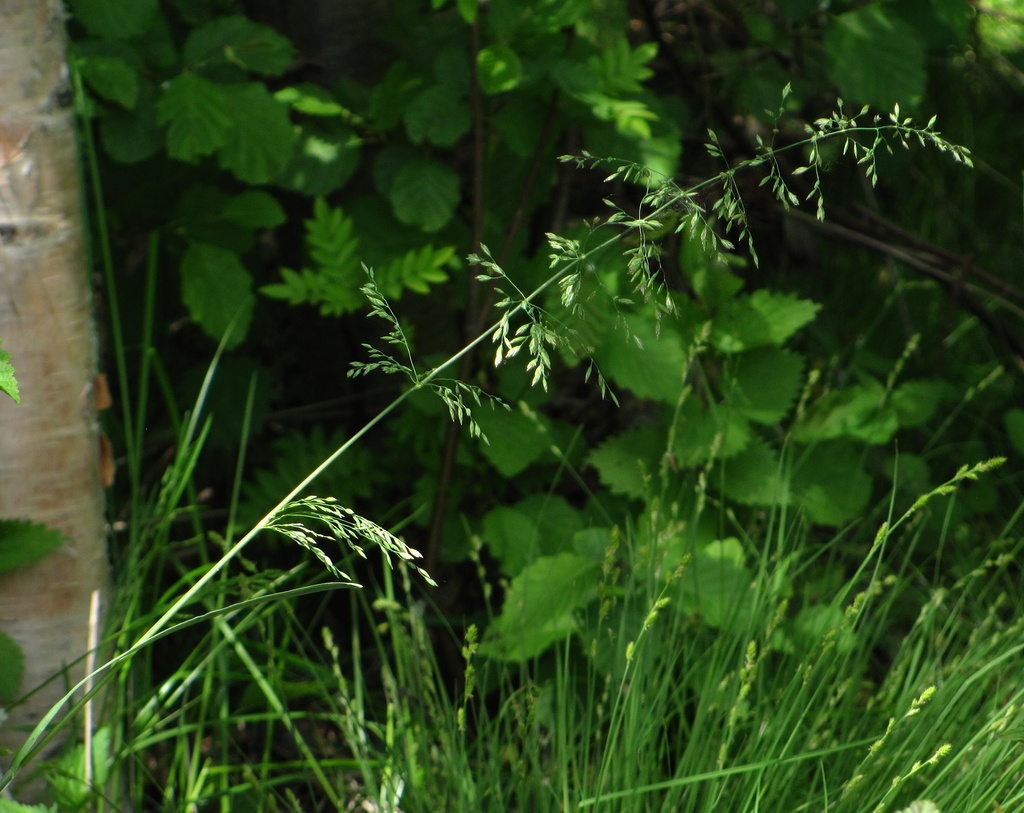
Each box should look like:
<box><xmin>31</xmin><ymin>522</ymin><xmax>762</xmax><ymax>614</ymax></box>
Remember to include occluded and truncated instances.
<box><xmin>0</xmin><ymin>0</ymin><xmax>108</xmax><ymax>788</ymax></box>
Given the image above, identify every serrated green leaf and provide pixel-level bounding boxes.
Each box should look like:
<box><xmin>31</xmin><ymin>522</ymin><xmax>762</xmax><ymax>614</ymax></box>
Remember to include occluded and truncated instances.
<box><xmin>479</xmin><ymin>553</ymin><xmax>599</xmax><ymax>661</ymax></box>
<box><xmin>482</xmin><ymin>495</ymin><xmax>583</xmax><ymax>577</ymax></box>
<box><xmin>0</xmin><ymin>631</ymin><xmax>24</xmax><ymax>705</ymax></box>
<box><xmin>719</xmin><ymin>436</ymin><xmax>790</xmax><ymax>507</ymax></box>
<box><xmin>711</xmin><ymin>290</ymin><xmax>819</xmax><ymax>352</ymax></box>
<box><xmin>890</xmin><ymin>379</ymin><xmax>948</xmax><ymax>428</ymax></box>
<box><xmin>67</xmin><ymin>0</ymin><xmax>157</xmax><ymax>39</ymax></box>
<box><xmin>728</xmin><ymin>347</ymin><xmax>804</xmax><ymax>425</ymax></box>
<box><xmin>674</xmin><ymin>399</ymin><xmax>753</xmax><ymax>467</ymax></box>
<box><xmin>216</xmin><ymin>83</ymin><xmax>296</xmax><ymax>184</ymax></box>
<box><xmin>100</xmin><ymin>86</ymin><xmax>163</xmax><ymax>163</ymax></box>
<box><xmin>180</xmin><ymin>243</ymin><xmax>254</xmax><ymax>348</ymax></box>
<box><xmin>473</xmin><ymin>403</ymin><xmax>550</xmax><ymax>477</ymax></box>
<box><xmin>791</xmin><ymin>442</ymin><xmax>872</xmax><ymax>525</ymax></box>
<box><xmin>676</xmin><ymin>538</ymin><xmax>754</xmax><ymax>630</ymax></box>
<box><xmin>158</xmin><ymin>74</ymin><xmax>232</xmax><ymax>162</ymax></box>
<box><xmin>0</xmin><ymin>341</ymin><xmax>19</xmax><ymax>404</ymax></box>
<box><xmin>477</xmin><ymin>45</ymin><xmax>522</xmax><ymax>94</ymax></box>
<box><xmin>78</xmin><ymin>54</ymin><xmax>139</xmax><ymax>108</ymax></box>
<box><xmin>589</xmin><ymin>425</ymin><xmax>665</xmax><ymax>498</ymax></box>
<box><xmin>0</xmin><ymin>519</ymin><xmax>64</xmax><ymax>573</ymax></box>
<box><xmin>222</xmin><ymin>190</ymin><xmax>286</xmax><ymax>228</ymax></box>
<box><xmin>404</xmin><ymin>85</ymin><xmax>471</xmax><ymax>146</ymax></box>
<box><xmin>596</xmin><ymin>312</ymin><xmax>686</xmax><ymax>403</ymax></box>
<box><xmin>390</xmin><ymin>158</ymin><xmax>461</xmax><ymax>232</ymax></box>
<box><xmin>183</xmin><ymin>14</ymin><xmax>297</xmax><ymax>76</ymax></box>
<box><xmin>824</xmin><ymin>5</ymin><xmax>926</xmax><ymax>110</ymax></box>
<box><xmin>370</xmin><ymin>63</ymin><xmax>424</xmax><ymax>131</ymax></box>
<box><xmin>275</xmin><ymin>84</ymin><xmax>348</xmax><ymax>116</ymax></box>
<box><xmin>793</xmin><ymin>380</ymin><xmax>899</xmax><ymax>444</ymax></box>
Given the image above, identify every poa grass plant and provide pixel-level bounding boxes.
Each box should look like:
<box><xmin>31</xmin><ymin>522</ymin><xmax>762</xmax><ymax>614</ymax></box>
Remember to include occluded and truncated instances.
<box><xmin>4</xmin><ymin>95</ymin><xmax>1022</xmax><ymax>813</ymax></box>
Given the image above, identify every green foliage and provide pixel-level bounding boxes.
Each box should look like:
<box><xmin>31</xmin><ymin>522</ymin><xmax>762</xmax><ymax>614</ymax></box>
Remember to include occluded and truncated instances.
<box><xmin>0</xmin><ymin>341</ymin><xmax>18</xmax><ymax>404</ymax></box>
<box><xmin>0</xmin><ymin>520</ymin><xmax>64</xmax><ymax>573</ymax></box>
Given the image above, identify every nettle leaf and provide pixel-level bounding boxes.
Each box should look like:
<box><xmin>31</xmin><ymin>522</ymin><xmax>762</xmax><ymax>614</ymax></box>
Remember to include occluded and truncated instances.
<box><xmin>479</xmin><ymin>553</ymin><xmax>599</xmax><ymax>662</ymax></box>
<box><xmin>824</xmin><ymin>5</ymin><xmax>926</xmax><ymax>110</ymax></box>
<box><xmin>0</xmin><ymin>519</ymin><xmax>64</xmax><ymax>573</ymax></box>
<box><xmin>596</xmin><ymin>312</ymin><xmax>686</xmax><ymax>404</ymax></box>
<box><xmin>890</xmin><ymin>379</ymin><xmax>950</xmax><ymax>428</ymax></box>
<box><xmin>67</xmin><ymin>0</ymin><xmax>158</xmax><ymax>39</ymax></box>
<box><xmin>390</xmin><ymin>157</ymin><xmax>461</xmax><ymax>232</ymax></box>
<box><xmin>158</xmin><ymin>74</ymin><xmax>232</xmax><ymax>162</ymax></box>
<box><xmin>793</xmin><ymin>380</ymin><xmax>898</xmax><ymax>445</ymax></box>
<box><xmin>0</xmin><ymin>631</ymin><xmax>24</xmax><ymax>704</ymax></box>
<box><xmin>728</xmin><ymin>347</ymin><xmax>805</xmax><ymax>425</ymax></box>
<box><xmin>589</xmin><ymin>424</ymin><xmax>665</xmax><ymax>499</ymax></box>
<box><xmin>183</xmin><ymin>14</ymin><xmax>297</xmax><ymax>76</ymax></box>
<box><xmin>673</xmin><ymin>399</ymin><xmax>753</xmax><ymax>468</ymax></box>
<box><xmin>719</xmin><ymin>436</ymin><xmax>790</xmax><ymax>507</ymax></box>
<box><xmin>181</xmin><ymin>242</ymin><xmax>254</xmax><ymax>348</ymax></box>
<box><xmin>0</xmin><ymin>341</ymin><xmax>19</xmax><ymax>403</ymax></box>
<box><xmin>404</xmin><ymin>84</ymin><xmax>471</xmax><ymax>146</ymax></box>
<box><xmin>791</xmin><ymin>441</ymin><xmax>872</xmax><ymax>526</ymax></box>
<box><xmin>474</xmin><ymin>403</ymin><xmax>551</xmax><ymax>477</ymax></box>
<box><xmin>676</xmin><ymin>538</ymin><xmax>754</xmax><ymax>630</ymax></box>
<box><xmin>217</xmin><ymin>83</ymin><xmax>296</xmax><ymax>184</ymax></box>
<box><xmin>482</xmin><ymin>495</ymin><xmax>583</xmax><ymax>577</ymax></box>
<box><xmin>77</xmin><ymin>54</ymin><xmax>139</xmax><ymax>108</ymax></box>
<box><xmin>279</xmin><ymin>120</ymin><xmax>361</xmax><ymax>197</ymax></box>
<box><xmin>222</xmin><ymin>190</ymin><xmax>286</xmax><ymax>228</ymax></box>
<box><xmin>477</xmin><ymin>45</ymin><xmax>522</xmax><ymax>94</ymax></box>
<box><xmin>711</xmin><ymin>290</ymin><xmax>819</xmax><ymax>353</ymax></box>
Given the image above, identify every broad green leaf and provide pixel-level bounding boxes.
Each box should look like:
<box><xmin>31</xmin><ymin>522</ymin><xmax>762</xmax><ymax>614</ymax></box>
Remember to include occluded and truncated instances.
<box><xmin>676</xmin><ymin>538</ymin><xmax>754</xmax><ymax>630</ymax></box>
<box><xmin>479</xmin><ymin>553</ymin><xmax>599</xmax><ymax>661</ymax></box>
<box><xmin>711</xmin><ymin>290</ymin><xmax>819</xmax><ymax>352</ymax></box>
<box><xmin>275</xmin><ymin>84</ymin><xmax>349</xmax><ymax>117</ymax></box>
<box><xmin>1004</xmin><ymin>408</ymin><xmax>1024</xmax><ymax>456</ymax></box>
<box><xmin>67</xmin><ymin>0</ymin><xmax>157</xmax><ymax>39</ymax></box>
<box><xmin>673</xmin><ymin>399</ymin><xmax>753</xmax><ymax>467</ymax></box>
<box><xmin>370</xmin><ymin>63</ymin><xmax>424</xmax><ymax>131</ymax></box>
<box><xmin>183</xmin><ymin>15</ymin><xmax>296</xmax><ymax>76</ymax></box>
<box><xmin>390</xmin><ymin>158</ymin><xmax>460</xmax><ymax>232</ymax></box>
<box><xmin>680</xmin><ymin>232</ymin><xmax>744</xmax><ymax>308</ymax></box>
<box><xmin>0</xmin><ymin>632</ymin><xmax>23</xmax><ymax>705</ymax></box>
<box><xmin>404</xmin><ymin>85</ymin><xmax>471</xmax><ymax>146</ymax></box>
<box><xmin>791</xmin><ymin>442</ymin><xmax>872</xmax><ymax>526</ymax></box>
<box><xmin>728</xmin><ymin>347</ymin><xmax>804</xmax><ymax>425</ymax></box>
<box><xmin>217</xmin><ymin>83</ymin><xmax>296</xmax><ymax>184</ymax></box>
<box><xmin>793</xmin><ymin>380</ymin><xmax>898</xmax><ymax>444</ymax></box>
<box><xmin>589</xmin><ymin>425</ymin><xmax>665</xmax><ymax>498</ymax></box>
<box><xmin>0</xmin><ymin>341</ymin><xmax>18</xmax><ymax>404</ymax></box>
<box><xmin>158</xmin><ymin>74</ymin><xmax>232</xmax><ymax>162</ymax></box>
<box><xmin>180</xmin><ymin>242</ymin><xmax>254</xmax><ymax>348</ymax></box>
<box><xmin>472</xmin><ymin>403</ymin><xmax>551</xmax><ymax>477</ymax></box>
<box><xmin>223</xmin><ymin>190</ymin><xmax>286</xmax><ymax>228</ymax></box>
<box><xmin>456</xmin><ymin>0</ymin><xmax>479</xmax><ymax>23</ymax></box>
<box><xmin>278</xmin><ymin>120</ymin><xmax>361</xmax><ymax>197</ymax></box>
<box><xmin>824</xmin><ymin>5</ymin><xmax>926</xmax><ymax>110</ymax></box>
<box><xmin>77</xmin><ymin>54</ymin><xmax>139</xmax><ymax>108</ymax></box>
<box><xmin>51</xmin><ymin>727</ymin><xmax>112</xmax><ymax>812</ymax></box>
<box><xmin>596</xmin><ymin>312</ymin><xmax>686</xmax><ymax>403</ymax></box>
<box><xmin>0</xmin><ymin>519</ymin><xmax>64</xmax><ymax>573</ymax></box>
<box><xmin>482</xmin><ymin>495</ymin><xmax>583</xmax><ymax>576</ymax></box>
<box><xmin>477</xmin><ymin>45</ymin><xmax>522</xmax><ymax>94</ymax></box>
<box><xmin>890</xmin><ymin>379</ymin><xmax>949</xmax><ymax>428</ymax></box>
<box><xmin>719</xmin><ymin>436</ymin><xmax>790</xmax><ymax>507</ymax></box>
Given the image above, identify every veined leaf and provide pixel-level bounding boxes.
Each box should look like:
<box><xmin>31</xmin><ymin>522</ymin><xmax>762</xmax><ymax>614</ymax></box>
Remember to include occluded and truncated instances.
<box><xmin>479</xmin><ymin>553</ymin><xmax>599</xmax><ymax>661</ymax></box>
<box><xmin>719</xmin><ymin>436</ymin><xmax>790</xmax><ymax>507</ymax></box>
<box><xmin>404</xmin><ymin>84</ymin><xmax>471</xmax><ymax>146</ymax></box>
<box><xmin>158</xmin><ymin>74</ymin><xmax>232</xmax><ymax>162</ymax></box>
<box><xmin>477</xmin><ymin>45</ymin><xmax>522</xmax><ymax>94</ymax></box>
<box><xmin>180</xmin><ymin>242</ymin><xmax>254</xmax><ymax>347</ymax></box>
<box><xmin>589</xmin><ymin>424</ymin><xmax>665</xmax><ymax>498</ymax></box>
<box><xmin>77</xmin><ymin>53</ymin><xmax>139</xmax><ymax>108</ymax></box>
<box><xmin>482</xmin><ymin>494</ymin><xmax>583</xmax><ymax>577</ymax></box>
<box><xmin>66</xmin><ymin>0</ymin><xmax>158</xmax><ymax>39</ymax></box>
<box><xmin>673</xmin><ymin>399</ymin><xmax>753</xmax><ymax>467</ymax></box>
<box><xmin>183</xmin><ymin>14</ymin><xmax>297</xmax><ymax>76</ymax></box>
<box><xmin>596</xmin><ymin>312</ymin><xmax>686</xmax><ymax>403</ymax></box>
<box><xmin>728</xmin><ymin>347</ymin><xmax>804</xmax><ymax>425</ymax></box>
<box><xmin>222</xmin><ymin>190</ymin><xmax>286</xmax><ymax>228</ymax></box>
<box><xmin>390</xmin><ymin>157</ymin><xmax>461</xmax><ymax>232</ymax></box>
<box><xmin>676</xmin><ymin>538</ymin><xmax>754</xmax><ymax>630</ymax></box>
<box><xmin>216</xmin><ymin>83</ymin><xmax>296</xmax><ymax>184</ymax></box>
<box><xmin>793</xmin><ymin>380</ymin><xmax>898</xmax><ymax>444</ymax></box>
<box><xmin>791</xmin><ymin>441</ymin><xmax>872</xmax><ymax>526</ymax></box>
<box><xmin>711</xmin><ymin>290</ymin><xmax>819</xmax><ymax>352</ymax></box>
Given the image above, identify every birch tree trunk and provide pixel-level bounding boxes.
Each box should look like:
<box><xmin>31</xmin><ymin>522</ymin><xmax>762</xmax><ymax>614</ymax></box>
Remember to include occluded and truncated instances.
<box><xmin>0</xmin><ymin>0</ymin><xmax>109</xmax><ymax>785</ymax></box>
